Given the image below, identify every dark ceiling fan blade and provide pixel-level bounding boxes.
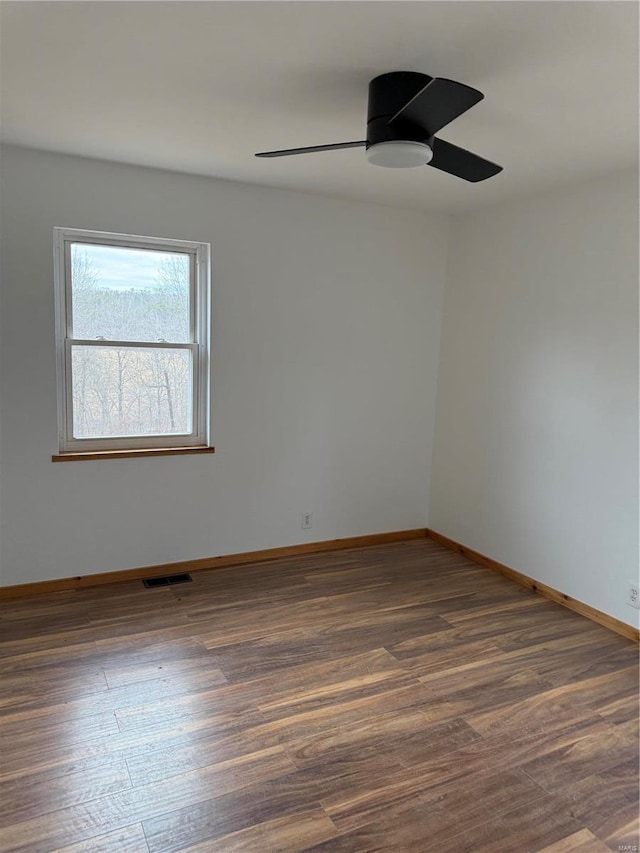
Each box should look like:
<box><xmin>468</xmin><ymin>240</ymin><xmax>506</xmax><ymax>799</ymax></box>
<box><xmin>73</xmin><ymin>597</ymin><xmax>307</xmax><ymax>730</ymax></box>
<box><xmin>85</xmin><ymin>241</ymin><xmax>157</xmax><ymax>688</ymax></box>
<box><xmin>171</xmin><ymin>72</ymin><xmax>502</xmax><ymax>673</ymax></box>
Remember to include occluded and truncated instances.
<box><xmin>388</xmin><ymin>78</ymin><xmax>483</xmax><ymax>136</ymax></box>
<box><xmin>255</xmin><ymin>141</ymin><xmax>366</xmax><ymax>158</ymax></box>
<box><xmin>429</xmin><ymin>138</ymin><xmax>502</xmax><ymax>182</ymax></box>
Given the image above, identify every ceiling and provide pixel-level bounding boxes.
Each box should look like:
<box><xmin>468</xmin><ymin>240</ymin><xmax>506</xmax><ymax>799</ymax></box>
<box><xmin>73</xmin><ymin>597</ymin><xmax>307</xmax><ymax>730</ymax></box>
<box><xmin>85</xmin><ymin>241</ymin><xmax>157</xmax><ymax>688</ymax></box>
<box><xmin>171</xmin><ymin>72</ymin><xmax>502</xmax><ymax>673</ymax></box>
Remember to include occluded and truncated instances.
<box><xmin>1</xmin><ymin>1</ymin><xmax>638</xmax><ymax>214</ymax></box>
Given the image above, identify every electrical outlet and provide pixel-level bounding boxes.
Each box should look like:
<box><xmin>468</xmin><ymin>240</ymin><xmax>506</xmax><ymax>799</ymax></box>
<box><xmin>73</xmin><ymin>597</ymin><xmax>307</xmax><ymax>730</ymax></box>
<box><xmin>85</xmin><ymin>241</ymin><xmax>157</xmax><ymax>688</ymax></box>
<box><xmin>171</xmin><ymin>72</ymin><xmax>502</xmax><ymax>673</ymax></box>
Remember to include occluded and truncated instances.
<box><xmin>301</xmin><ymin>512</ymin><xmax>313</xmax><ymax>530</ymax></box>
<box><xmin>627</xmin><ymin>582</ymin><xmax>640</xmax><ymax>609</ymax></box>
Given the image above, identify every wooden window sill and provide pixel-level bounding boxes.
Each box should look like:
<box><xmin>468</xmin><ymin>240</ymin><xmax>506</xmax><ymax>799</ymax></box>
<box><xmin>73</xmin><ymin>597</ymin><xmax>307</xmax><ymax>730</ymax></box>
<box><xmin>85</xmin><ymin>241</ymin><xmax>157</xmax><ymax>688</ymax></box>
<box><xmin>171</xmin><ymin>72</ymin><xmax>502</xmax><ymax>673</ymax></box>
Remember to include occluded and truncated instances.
<box><xmin>52</xmin><ymin>446</ymin><xmax>215</xmax><ymax>462</ymax></box>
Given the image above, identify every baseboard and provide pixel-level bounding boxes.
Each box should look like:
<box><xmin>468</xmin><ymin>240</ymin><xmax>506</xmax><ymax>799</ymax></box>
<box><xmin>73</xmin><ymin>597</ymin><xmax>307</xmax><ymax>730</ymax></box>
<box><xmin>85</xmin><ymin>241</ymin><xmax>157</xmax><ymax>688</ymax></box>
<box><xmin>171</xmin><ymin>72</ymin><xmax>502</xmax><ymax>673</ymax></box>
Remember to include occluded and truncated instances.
<box><xmin>0</xmin><ymin>528</ymin><xmax>429</xmax><ymax>600</ymax></box>
<box><xmin>427</xmin><ymin>528</ymin><xmax>640</xmax><ymax>643</ymax></box>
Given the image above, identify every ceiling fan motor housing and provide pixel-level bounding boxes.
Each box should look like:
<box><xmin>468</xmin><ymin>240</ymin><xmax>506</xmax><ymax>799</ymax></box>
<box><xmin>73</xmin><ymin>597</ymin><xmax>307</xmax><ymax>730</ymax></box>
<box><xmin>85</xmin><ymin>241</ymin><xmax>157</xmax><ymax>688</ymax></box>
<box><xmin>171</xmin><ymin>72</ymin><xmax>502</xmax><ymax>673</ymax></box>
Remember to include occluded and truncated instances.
<box><xmin>366</xmin><ymin>71</ymin><xmax>434</xmax><ymax>149</ymax></box>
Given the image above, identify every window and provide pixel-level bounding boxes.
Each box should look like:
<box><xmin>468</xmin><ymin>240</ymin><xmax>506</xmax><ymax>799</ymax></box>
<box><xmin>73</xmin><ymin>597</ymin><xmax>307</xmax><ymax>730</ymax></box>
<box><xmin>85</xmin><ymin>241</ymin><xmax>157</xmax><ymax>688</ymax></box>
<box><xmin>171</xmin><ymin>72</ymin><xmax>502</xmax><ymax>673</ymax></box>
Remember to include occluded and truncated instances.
<box><xmin>54</xmin><ymin>228</ymin><xmax>211</xmax><ymax>455</ymax></box>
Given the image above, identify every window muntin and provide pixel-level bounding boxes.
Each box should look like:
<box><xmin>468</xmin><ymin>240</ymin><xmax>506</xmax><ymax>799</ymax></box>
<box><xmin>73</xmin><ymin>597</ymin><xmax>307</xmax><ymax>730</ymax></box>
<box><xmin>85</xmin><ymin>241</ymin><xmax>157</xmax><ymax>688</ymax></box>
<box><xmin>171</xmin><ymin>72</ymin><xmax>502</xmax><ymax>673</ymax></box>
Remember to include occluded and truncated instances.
<box><xmin>55</xmin><ymin>229</ymin><xmax>210</xmax><ymax>453</ymax></box>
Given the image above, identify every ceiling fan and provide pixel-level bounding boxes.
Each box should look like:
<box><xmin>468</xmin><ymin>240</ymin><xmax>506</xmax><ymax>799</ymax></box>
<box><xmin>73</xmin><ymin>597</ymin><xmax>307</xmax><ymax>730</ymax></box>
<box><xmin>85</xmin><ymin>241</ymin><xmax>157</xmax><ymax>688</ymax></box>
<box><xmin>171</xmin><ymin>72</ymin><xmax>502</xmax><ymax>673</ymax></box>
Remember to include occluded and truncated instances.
<box><xmin>255</xmin><ymin>71</ymin><xmax>502</xmax><ymax>182</ymax></box>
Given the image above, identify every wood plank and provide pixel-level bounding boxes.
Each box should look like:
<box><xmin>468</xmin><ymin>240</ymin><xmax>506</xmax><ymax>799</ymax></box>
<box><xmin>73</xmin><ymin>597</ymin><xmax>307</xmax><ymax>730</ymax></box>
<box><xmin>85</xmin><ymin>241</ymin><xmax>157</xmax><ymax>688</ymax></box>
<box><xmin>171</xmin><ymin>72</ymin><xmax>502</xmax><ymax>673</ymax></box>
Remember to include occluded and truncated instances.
<box><xmin>208</xmin><ymin>615</ymin><xmax>448</xmax><ymax>683</ymax></box>
<box><xmin>530</xmin><ymin>642</ymin><xmax>639</xmax><ymax>687</ymax></box>
<box><xmin>49</xmin><ymin>824</ymin><xmax>150</xmax><ymax>853</ymax></box>
<box><xmin>142</xmin><ymin>774</ymin><xmax>322</xmax><ymax>853</ymax></box>
<box><xmin>559</xmin><ymin>767</ymin><xmax>639</xmax><ymax>833</ymax></box>
<box><xmin>521</xmin><ymin>727</ymin><xmax>634</xmax><ymax>792</ymax></box>
<box><xmin>177</xmin><ymin>808</ymin><xmax>337</xmax><ymax>852</ymax></box>
<box><xmin>589</xmin><ymin>800</ymin><xmax>640</xmax><ymax>852</ymax></box>
<box><xmin>532</xmin><ymin>829</ymin><xmax>612</xmax><ymax>852</ymax></box>
<box><xmin>287</xmin><ymin>712</ymin><xmax>480</xmax><ymax>771</ymax></box>
<box><xmin>102</xmin><ymin>656</ymin><xmax>226</xmax><ymax>690</ymax></box>
<box><xmin>450</xmin><ymin>715</ymin><xmax>619</xmax><ymax>779</ymax></box>
<box><xmin>0</xmin><ymin>712</ymin><xmax>123</xmax><ymax>787</ymax></box>
<box><xmin>0</xmin><ymin>761</ymin><xmax>132</xmax><ymax>825</ymax></box>
<box><xmin>308</xmin><ymin>791</ymin><xmax>581</xmax><ymax>853</ymax></box>
<box><xmin>419</xmin><ymin>663</ymin><xmax>555</xmax><ymax>717</ymax></box>
<box><xmin>430</xmin><ymin>793</ymin><xmax>585</xmax><ymax>853</ymax></box>
<box><xmin>466</xmin><ymin>679</ymin><xmax>626</xmax><ymax>741</ymax></box>
<box><xmin>326</xmin><ymin>765</ymin><xmax>545</xmax><ymax>836</ymax></box>
<box><xmin>0</xmin><ymin>748</ymin><xmax>295</xmax><ymax>852</ymax></box>
<box><xmin>596</xmin><ymin>693</ymin><xmax>640</xmax><ymax>725</ymax></box>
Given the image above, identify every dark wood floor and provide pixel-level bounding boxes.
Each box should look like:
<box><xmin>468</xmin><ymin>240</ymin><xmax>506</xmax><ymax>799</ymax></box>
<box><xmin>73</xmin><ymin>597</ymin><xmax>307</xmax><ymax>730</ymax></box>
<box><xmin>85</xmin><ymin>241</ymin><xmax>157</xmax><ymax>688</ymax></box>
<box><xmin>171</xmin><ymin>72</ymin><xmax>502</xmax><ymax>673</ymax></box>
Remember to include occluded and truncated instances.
<box><xmin>0</xmin><ymin>539</ymin><xmax>638</xmax><ymax>853</ymax></box>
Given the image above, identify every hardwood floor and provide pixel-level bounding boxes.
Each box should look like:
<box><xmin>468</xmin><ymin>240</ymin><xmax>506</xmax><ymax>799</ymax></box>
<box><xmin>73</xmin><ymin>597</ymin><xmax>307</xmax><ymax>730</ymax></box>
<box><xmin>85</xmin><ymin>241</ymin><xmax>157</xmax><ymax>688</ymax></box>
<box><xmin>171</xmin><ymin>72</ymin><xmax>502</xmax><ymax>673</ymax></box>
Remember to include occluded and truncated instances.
<box><xmin>0</xmin><ymin>538</ymin><xmax>637</xmax><ymax>852</ymax></box>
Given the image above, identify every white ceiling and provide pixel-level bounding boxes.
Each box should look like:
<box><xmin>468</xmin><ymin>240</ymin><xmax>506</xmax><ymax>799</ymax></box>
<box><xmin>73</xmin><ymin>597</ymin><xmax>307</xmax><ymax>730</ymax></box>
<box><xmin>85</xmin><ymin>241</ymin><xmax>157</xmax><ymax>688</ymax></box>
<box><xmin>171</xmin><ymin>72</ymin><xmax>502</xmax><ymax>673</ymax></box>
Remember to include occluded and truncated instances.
<box><xmin>1</xmin><ymin>1</ymin><xmax>638</xmax><ymax>214</ymax></box>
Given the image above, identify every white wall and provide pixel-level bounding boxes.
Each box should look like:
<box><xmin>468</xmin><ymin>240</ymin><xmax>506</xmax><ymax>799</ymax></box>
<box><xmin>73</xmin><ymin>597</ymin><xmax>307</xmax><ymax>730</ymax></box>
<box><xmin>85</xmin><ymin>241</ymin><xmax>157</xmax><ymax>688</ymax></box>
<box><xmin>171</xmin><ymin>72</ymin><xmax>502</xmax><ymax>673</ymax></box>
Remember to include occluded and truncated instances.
<box><xmin>430</xmin><ymin>170</ymin><xmax>639</xmax><ymax>627</ymax></box>
<box><xmin>0</xmin><ymin>145</ymin><xmax>449</xmax><ymax>586</ymax></box>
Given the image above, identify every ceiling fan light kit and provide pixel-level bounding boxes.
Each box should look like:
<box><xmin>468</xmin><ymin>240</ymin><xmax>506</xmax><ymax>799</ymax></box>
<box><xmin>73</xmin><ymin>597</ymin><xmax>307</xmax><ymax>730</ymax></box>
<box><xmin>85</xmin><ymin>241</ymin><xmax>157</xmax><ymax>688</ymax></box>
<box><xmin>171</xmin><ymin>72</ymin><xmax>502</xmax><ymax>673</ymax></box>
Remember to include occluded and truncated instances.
<box><xmin>366</xmin><ymin>140</ymin><xmax>433</xmax><ymax>168</ymax></box>
<box><xmin>256</xmin><ymin>70</ymin><xmax>502</xmax><ymax>182</ymax></box>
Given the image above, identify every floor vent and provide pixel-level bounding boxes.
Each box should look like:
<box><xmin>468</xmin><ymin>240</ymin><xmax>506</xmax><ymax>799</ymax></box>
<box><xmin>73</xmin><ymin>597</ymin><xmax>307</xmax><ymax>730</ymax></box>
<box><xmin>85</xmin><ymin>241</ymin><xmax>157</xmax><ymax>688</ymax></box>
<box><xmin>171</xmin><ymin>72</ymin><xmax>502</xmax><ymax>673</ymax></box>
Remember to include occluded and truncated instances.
<box><xmin>143</xmin><ymin>573</ymin><xmax>193</xmax><ymax>589</ymax></box>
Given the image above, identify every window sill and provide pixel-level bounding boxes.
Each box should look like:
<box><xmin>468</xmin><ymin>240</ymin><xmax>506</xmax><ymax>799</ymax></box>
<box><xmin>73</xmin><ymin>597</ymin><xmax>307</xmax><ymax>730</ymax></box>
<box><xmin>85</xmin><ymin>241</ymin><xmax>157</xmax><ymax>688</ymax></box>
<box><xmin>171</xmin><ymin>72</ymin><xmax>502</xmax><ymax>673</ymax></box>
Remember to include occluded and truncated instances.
<box><xmin>52</xmin><ymin>446</ymin><xmax>215</xmax><ymax>462</ymax></box>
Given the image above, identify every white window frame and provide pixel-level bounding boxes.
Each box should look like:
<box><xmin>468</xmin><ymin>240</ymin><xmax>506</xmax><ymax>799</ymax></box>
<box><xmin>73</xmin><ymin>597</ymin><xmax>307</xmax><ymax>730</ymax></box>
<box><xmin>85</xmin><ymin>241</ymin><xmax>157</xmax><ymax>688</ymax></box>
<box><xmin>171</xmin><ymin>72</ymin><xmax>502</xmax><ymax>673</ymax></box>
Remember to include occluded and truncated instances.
<box><xmin>54</xmin><ymin>227</ymin><xmax>211</xmax><ymax>453</ymax></box>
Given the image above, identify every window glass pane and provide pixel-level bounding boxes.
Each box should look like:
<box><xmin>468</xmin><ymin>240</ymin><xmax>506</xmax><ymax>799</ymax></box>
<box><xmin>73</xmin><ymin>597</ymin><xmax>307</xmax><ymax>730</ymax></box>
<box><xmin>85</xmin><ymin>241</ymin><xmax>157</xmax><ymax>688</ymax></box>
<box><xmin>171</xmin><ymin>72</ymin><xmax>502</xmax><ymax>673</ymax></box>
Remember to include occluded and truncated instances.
<box><xmin>70</xmin><ymin>244</ymin><xmax>191</xmax><ymax>342</ymax></box>
<box><xmin>71</xmin><ymin>346</ymin><xmax>193</xmax><ymax>438</ymax></box>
